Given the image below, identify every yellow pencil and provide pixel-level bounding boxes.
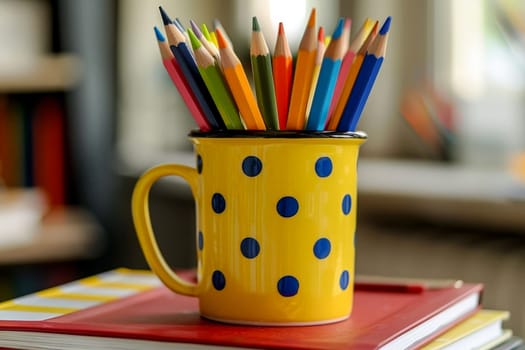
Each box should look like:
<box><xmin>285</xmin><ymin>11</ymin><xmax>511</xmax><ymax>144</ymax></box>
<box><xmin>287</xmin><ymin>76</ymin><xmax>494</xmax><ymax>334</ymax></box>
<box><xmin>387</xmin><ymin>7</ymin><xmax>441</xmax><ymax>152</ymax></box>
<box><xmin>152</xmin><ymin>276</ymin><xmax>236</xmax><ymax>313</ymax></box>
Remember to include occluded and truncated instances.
<box><xmin>286</xmin><ymin>8</ymin><xmax>317</xmax><ymax>130</ymax></box>
<box><xmin>326</xmin><ymin>21</ymin><xmax>379</xmax><ymax>131</ymax></box>
<box><xmin>216</xmin><ymin>28</ymin><xmax>266</xmax><ymax>130</ymax></box>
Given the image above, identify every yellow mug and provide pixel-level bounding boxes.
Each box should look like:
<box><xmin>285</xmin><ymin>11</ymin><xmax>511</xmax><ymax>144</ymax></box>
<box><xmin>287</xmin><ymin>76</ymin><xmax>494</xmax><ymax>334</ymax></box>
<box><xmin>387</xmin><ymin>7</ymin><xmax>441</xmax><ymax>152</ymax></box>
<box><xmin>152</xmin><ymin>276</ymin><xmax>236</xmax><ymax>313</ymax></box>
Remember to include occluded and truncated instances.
<box><xmin>132</xmin><ymin>130</ymin><xmax>367</xmax><ymax>325</ymax></box>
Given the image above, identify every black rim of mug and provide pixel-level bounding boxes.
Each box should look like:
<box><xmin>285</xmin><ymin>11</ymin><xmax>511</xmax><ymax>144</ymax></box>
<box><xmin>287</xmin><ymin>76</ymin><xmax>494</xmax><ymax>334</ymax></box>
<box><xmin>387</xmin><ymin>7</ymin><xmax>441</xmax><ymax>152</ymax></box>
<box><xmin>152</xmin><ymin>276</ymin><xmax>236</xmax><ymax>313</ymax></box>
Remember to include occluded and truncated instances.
<box><xmin>189</xmin><ymin>130</ymin><xmax>368</xmax><ymax>139</ymax></box>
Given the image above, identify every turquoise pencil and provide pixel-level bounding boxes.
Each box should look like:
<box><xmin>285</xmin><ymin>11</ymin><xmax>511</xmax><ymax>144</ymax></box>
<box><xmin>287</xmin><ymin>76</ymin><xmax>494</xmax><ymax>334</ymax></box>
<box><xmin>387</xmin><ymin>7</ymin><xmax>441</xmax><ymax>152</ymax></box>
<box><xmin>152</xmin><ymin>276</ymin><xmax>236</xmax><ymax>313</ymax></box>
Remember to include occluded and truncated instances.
<box><xmin>306</xmin><ymin>18</ymin><xmax>346</xmax><ymax>130</ymax></box>
<box><xmin>337</xmin><ymin>17</ymin><xmax>391</xmax><ymax>132</ymax></box>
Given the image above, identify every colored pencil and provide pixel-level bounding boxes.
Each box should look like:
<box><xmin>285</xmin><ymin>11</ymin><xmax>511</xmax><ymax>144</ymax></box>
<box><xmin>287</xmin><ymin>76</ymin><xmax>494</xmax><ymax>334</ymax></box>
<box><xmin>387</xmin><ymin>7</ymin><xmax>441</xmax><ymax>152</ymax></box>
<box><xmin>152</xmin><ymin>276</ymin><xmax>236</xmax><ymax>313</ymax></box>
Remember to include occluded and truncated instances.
<box><xmin>190</xmin><ymin>20</ymin><xmax>220</xmax><ymax>62</ymax></box>
<box><xmin>327</xmin><ymin>18</ymin><xmax>374</xmax><ymax>121</ymax></box>
<box><xmin>216</xmin><ymin>28</ymin><xmax>266</xmax><ymax>130</ymax></box>
<box><xmin>286</xmin><ymin>8</ymin><xmax>317</xmax><ymax>130</ymax></box>
<box><xmin>340</xmin><ymin>18</ymin><xmax>352</xmax><ymax>57</ymax></box>
<box><xmin>337</xmin><ymin>16</ymin><xmax>391</xmax><ymax>132</ymax></box>
<box><xmin>326</xmin><ymin>20</ymin><xmax>378</xmax><ymax>130</ymax></box>
<box><xmin>201</xmin><ymin>23</ymin><xmax>218</xmax><ymax>48</ymax></box>
<box><xmin>154</xmin><ymin>27</ymin><xmax>211</xmax><ymax>131</ymax></box>
<box><xmin>213</xmin><ymin>19</ymin><xmax>233</xmax><ymax>48</ymax></box>
<box><xmin>306</xmin><ymin>18</ymin><xmax>346</xmax><ymax>130</ymax></box>
<box><xmin>251</xmin><ymin>17</ymin><xmax>279</xmax><ymax>130</ymax></box>
<box><xmin>173</xmin><ymin>17</ymin><xmax>192</xmax><ymax>53</ymax></box>
<box><xmin>188</xmin><ymin>29</ymin><xmax>243</xmax><ymax>130</ymax></box>
<box><xmin>272</xmin><ymin>22</ymin><xmax>293</xmax><ymax>130</ymax></box>
<box><xmin>209</xmin><ymin>31</ymin><xmax>219</xmax><ymax>48</ymax></box>
<box><xmin>305</xmin><ymin>26</ymin><xmax>325</xmax><ymax>117</ymax></box>
<box><xmin>160</xmin><ymin>7</ymin><xmax>225</xmax><ymax>130</ymax></box>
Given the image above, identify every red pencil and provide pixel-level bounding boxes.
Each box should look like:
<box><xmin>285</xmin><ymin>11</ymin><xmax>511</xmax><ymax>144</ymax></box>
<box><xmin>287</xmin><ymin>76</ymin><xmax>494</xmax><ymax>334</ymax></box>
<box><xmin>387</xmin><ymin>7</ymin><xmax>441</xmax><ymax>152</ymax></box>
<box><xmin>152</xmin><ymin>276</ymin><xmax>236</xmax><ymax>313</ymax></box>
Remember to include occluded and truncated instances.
<box><xmin>154</xmin><ymin>26</ymin><xmax>211</xmax><ymax>131</ymax></box>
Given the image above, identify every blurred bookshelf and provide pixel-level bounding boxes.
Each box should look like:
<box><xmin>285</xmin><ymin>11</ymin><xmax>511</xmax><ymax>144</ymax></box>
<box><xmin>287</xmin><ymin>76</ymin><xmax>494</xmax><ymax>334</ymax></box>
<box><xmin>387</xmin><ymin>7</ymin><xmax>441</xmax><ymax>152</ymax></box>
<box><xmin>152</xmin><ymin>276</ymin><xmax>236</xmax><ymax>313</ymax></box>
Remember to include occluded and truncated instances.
<box><xmin>0</xmin><ymin>54</ymin><xmax>81</xmax><ymax>93</ymax></box>
<box><xmin>0</xmin><ymin>0</ymin><xmax>107</xmax><ymax>302</ymax></box>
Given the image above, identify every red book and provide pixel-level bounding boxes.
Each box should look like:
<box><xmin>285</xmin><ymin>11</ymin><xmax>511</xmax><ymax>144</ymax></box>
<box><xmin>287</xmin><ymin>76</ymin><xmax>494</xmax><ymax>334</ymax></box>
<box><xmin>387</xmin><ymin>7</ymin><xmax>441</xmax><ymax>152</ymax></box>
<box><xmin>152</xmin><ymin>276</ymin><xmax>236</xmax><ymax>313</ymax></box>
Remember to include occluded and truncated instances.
<box><xmin>32</xmin><ymin>97</ymin><xmax>65</xmax><ymax>207</ymax></box>
<box><xmin>0</xmin><ymin>269</ymin><xmax>483</xmax><ymax>350</ymax></box>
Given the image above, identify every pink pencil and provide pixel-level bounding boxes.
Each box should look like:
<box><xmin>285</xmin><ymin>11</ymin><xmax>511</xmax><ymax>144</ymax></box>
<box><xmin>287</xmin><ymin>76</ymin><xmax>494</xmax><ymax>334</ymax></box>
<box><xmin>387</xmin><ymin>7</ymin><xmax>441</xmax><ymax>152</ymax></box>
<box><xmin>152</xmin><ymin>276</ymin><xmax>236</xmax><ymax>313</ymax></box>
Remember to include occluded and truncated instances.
<box><xmin>327</xmin><ymin>18</ymin><xmax>374</xmax><ymax>122</ymax></box>
<box><xmin>154</xmin><ymin>27</ymin><xmax>211</xmax><ymax>131</ymax></box>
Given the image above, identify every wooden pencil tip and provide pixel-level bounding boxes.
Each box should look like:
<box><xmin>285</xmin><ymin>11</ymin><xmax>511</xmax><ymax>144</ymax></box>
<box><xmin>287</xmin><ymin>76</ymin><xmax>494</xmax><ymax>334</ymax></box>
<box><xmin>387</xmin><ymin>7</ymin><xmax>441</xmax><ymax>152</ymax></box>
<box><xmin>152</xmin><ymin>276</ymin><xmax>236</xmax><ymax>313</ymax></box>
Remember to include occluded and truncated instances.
<box><xmin>201</xmin><ymin>23</ymin><xmax>211</xmax><ymax>36</ymax></box>
<box><xmin>187</xmin><ymin>29</ymin><xmax>200</xmax><ymax>50</ymax></box>
<box><xmin>252</xmin><ymin>16</ymin><xmax>260</xmax><ymax>32</ymax></box>
<box><xmin>332</xmin><ymin>18</ymin><xmax>345</xmax><ymax>39</ymax></box>
<box><xmin>154</xmin><ymin>26</ymin><xmax>165</xmax><ymax>42</ymax></box>
<box><xmin>175</xmin><ymin>18</ymin><xmax>186</xmax><ymax>31</ymax></box>
<box><xmin>159</xmin><ymin>6</ymin><xmax>172</xmax><ymax>26</ymax></box>
<box><xmin>190</xmin><ymin>20</ymin><xmax>202</xmax><ymax>38</ymax></box>
<box><xmin>215</xmin><ymin>27</ymin><xmax>228</xmax><ymax>48</ymax></box>
<box><xmin>379</xmin><ymin>16</ymin><xmax>392</xmax><ymax>35</ymax></box>
<box><xmin>278</xmin><ymin>22</ymin><xmax>284</xmax><ymax>35</ymax></box>
<box><xmin>318</xmin><ymin>26</ymin><xmax>324</xmax><ymax>41</ymax></box>
<box><xmin>344</xmin><ymin>18</ymin><xmax>352</xmax><ymax>29</ymax></box>
<box><xmin>372</xmin><ymin>21</ymin><xmax>379</xmax><ymax>35</ymax></box>
<box><xmin>213</xmin><ymin>18</ymin><xmax>223</xmax><ymax>30</ymax></box>
<box><xmin>307</xmin><ymin>8</ymin><xmax>316</xmax><ymax>27</ymax></box>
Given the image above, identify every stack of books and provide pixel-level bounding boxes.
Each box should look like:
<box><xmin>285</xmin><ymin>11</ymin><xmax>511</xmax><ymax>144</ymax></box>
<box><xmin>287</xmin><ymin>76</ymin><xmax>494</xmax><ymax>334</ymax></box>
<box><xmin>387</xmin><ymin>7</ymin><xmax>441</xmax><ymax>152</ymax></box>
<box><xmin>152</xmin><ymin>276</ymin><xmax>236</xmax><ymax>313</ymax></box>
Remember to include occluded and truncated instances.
<box><xmin>0</xmin><ymin>268</ymin><xmax>519</xmax><ymax>350</ymax></box>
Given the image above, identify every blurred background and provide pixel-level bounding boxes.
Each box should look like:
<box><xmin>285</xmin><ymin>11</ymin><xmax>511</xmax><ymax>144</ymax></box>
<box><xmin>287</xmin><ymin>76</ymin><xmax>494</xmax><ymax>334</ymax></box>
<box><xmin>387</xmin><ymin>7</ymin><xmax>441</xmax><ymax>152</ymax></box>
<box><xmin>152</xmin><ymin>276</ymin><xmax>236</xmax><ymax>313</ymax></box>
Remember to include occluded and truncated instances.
<box><xmin>1</xmin><ymin>0</ymin><xmax>525</xmax><ymax>336</ymax></box>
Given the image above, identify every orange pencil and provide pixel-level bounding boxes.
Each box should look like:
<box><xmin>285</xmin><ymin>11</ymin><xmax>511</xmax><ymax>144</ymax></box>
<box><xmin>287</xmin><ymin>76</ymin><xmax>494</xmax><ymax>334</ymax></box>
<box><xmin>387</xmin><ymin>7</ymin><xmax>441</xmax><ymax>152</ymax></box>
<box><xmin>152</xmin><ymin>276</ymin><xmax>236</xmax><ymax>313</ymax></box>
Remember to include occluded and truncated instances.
<box><xmin>216</xmin><ymin>28</ymin><xmax>266</xmax><ymax>130</ymax></box>
<box><xmin>327</xmin><ymin>18</ymin><xmax>374</xmax><ymax>122</ymax></box>
<box><xmin>286</xmin><ymin>8</ymin><xmax>317</xmax><ymax>130</ymax></box>
<box><xmin>272</xmin><ymin>22</ymin><xmax>293</xmax><ymax>130</ymax></box>
<box><xmin>326</xmin><ymin>21</ymin><xmax>379</xmax><ymax>130</ymax></box>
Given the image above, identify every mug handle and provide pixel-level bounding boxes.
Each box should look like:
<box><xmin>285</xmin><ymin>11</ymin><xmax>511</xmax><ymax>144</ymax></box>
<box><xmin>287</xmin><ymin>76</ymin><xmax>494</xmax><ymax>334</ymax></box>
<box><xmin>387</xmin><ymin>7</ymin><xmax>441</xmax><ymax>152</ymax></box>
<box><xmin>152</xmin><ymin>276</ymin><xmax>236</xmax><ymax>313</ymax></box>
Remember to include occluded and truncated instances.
<box><xmin>131</xmin><ymin>164</ymin><xmax>199</xmax><ymax>296</ymax></box>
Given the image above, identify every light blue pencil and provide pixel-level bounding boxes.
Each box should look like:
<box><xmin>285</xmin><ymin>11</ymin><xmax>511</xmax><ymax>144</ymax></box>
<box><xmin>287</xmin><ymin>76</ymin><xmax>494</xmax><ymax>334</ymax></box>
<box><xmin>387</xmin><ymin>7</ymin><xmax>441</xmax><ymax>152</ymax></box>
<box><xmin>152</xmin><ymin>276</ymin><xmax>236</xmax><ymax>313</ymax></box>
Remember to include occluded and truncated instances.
<box><xmin>337</xmin><ymin>17</ymin><xmax>391</xmax><ymax>132</ymax></box>
<box><xmin>305</xmin><ymin>18</ymin><xmax>346</xmax><ymax>131</ymax></box>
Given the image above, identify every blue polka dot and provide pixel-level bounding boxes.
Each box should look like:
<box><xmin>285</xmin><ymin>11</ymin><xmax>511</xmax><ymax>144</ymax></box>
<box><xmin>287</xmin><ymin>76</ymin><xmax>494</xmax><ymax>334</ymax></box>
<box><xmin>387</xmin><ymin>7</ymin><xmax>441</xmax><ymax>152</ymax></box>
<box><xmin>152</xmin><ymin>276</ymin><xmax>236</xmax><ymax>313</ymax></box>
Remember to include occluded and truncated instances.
<box><xmin>242</xmin><ymin>156</ymin><xmax>262</xmax><ymax>177</ymax></box>
<box><xmin>240</xmin><ymin>237</ymin><xmax>260</xmax><ymax>259</ymax></box>
<box><xmin>276</xmin><ymin>196</ymin><xmax>299</xmax><ymax>217</ymax></box>
<box><xmin>313</xmin><ymin>238</ymin><xmax>331</xmax><ymax>259</ymax></box>
<box><xmin>277</xmin><ymin>275</ymin><xmax>299</xmax><ymax>297</ymax></box>
<box><xmin>198</xmin><ymin>231</ymin><xmax>203</xmax><ymax>250</ymax></box>
<box><xmin>197</xmin><ymin>155</ymin><xmax>203</xmax><ymax>174</ymax></box>
<box><xmin>315</xmin><ymin>157</ymin><xmax>333</xmax><ymax>177</ymax></box>
<box><xmin>340</xmin><ymin>270</ymin><xmax>350</xmax><ymax>290</ymax></box>
<box><xmin>342</xmin><ymin>194</ymin><xmax>351</xmax><ymax>215</ymax></box>
<box><xmin>212</xmin><ymin>270</ymin><xmax>226</xmax><ymax>290</ymax></box>
<box><xmin>212</xmin><ymin>193</ymin><xmax>226</xmax><ymax>213</ymax></box>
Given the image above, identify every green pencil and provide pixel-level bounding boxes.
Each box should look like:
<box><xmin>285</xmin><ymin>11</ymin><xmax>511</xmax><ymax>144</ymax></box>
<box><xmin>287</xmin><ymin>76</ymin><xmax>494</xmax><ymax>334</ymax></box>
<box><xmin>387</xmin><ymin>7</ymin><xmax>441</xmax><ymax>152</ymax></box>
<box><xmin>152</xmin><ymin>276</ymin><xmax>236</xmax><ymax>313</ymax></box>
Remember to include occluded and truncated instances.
<box><xmin>188</xmin><ymin>29</ymin><xmax>244</xmax><ymax>130</ymax></box>
<box><xmin>250</xmin><ymin>17</ymin><xmax>279</xmax><ymax>130</ymax></box>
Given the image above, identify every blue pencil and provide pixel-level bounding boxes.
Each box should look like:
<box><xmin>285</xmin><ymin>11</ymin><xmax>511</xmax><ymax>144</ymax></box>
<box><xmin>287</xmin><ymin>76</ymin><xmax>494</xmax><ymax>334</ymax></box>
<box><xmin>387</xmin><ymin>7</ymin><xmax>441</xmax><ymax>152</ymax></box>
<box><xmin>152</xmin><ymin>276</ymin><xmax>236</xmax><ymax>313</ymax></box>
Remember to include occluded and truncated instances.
<box><xmin>336</xmin><ymin>17</ymin><xmax>391</xmax><ymax>132</ymax></box>
<box><xmin>159</xmin><ymin>7</ymin><xmax>225</xmax><ymax>129</ymax></box>
<box><xmin>305</xmin><ymin>18</ymin><xmax>346</xmax><ymax>131</ymax></box>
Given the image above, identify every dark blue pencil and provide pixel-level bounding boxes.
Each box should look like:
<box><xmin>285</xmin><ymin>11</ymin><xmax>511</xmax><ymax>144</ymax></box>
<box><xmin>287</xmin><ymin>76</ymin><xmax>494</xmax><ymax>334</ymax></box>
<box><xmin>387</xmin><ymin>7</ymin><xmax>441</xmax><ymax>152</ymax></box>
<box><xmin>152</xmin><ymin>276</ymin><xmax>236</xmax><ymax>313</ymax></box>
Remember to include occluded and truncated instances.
<box><xmin>159</xmin><ymin>7</ymin><xmax>225</xmax><ymax>129</ymax></box>
<box><xmin>336</xmin><ymin>17</ymin><xmax>391</xmax><ymax>132</ymax></box>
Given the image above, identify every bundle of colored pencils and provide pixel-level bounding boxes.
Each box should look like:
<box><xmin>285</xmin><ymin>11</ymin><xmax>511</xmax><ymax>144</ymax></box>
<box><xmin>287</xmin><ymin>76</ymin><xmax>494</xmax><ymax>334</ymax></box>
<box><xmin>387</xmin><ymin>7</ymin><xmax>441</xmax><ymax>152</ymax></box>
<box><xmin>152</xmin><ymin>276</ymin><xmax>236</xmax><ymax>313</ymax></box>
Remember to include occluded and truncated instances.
<box><xmin>154</xmin><ymin>7</ymin><xmax>391</xmax><ymax>132</ymax></box>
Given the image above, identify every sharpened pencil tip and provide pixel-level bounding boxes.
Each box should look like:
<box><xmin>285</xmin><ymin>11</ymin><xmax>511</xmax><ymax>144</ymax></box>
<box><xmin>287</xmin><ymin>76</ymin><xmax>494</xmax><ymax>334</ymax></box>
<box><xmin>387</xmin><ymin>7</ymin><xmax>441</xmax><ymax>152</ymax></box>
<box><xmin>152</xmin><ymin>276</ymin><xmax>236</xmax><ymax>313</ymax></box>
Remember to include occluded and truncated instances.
<box><xmin>379</xmin><ymin>16</ymin><xmax>391</xmax><ymax>35</ymax></box>
<box><xmin>175</xmin><ymin>18</ymin><xmax>186</xmax><ymax>31</ymax></box>
<box><xmin>213</xmin><ymin>18</ymin><xmax>223</xmax><ymax>30</ymax></box>
<box><xmin>318</xmin><ymin>26</ymin><xmax>324</xmax><ymax>41</ymax></box>
<box><xmin>344</xmin><ymin>18</ymin><xmax>352</xmax><ymax>30</ymax></box>
<box><xmin>216</xmin><ymin>28</ymin><xmax>228</xmax><ymax>48</ymax></box>
<box><xmin>187</xmin><ymin>28</ymin><xmax>201</xmax><ymax>49</ymax></box>
<box><xmin>252</xmin><ymin>16</ymin><xmax>260</xmax><ymax>32</ymax></box>
<box><xmin>159</xmin><ymin>6</ymin><xmax>172</xmax><ymax>26</ymax></box>
<box><xmin>278</xmin><ymin>22</ymin><xmax>284</xmax><ymax>35</ymax></box>
<box><xmin>154</xmin><ymin>26</ymin><xmax>165</xmax><ymax>42</ymax></box>
<box><xmin>307</xmin><ymin>8</ymin><xmax>316</xmax><ymax>27</ymax></box>
<box><xmin>190</xmin><ymin>20</ymin><xmax>202</xmax><ymax>38</ymax></box>
<box><xmin>331</xmin><ymin>17</ymin><xmax>345</xmax><ymax>39</ymax></box>
<box><xmin>201</xmin><ymin>23</ymin><xmax>211</xmax><ymax>37</ymax></box>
